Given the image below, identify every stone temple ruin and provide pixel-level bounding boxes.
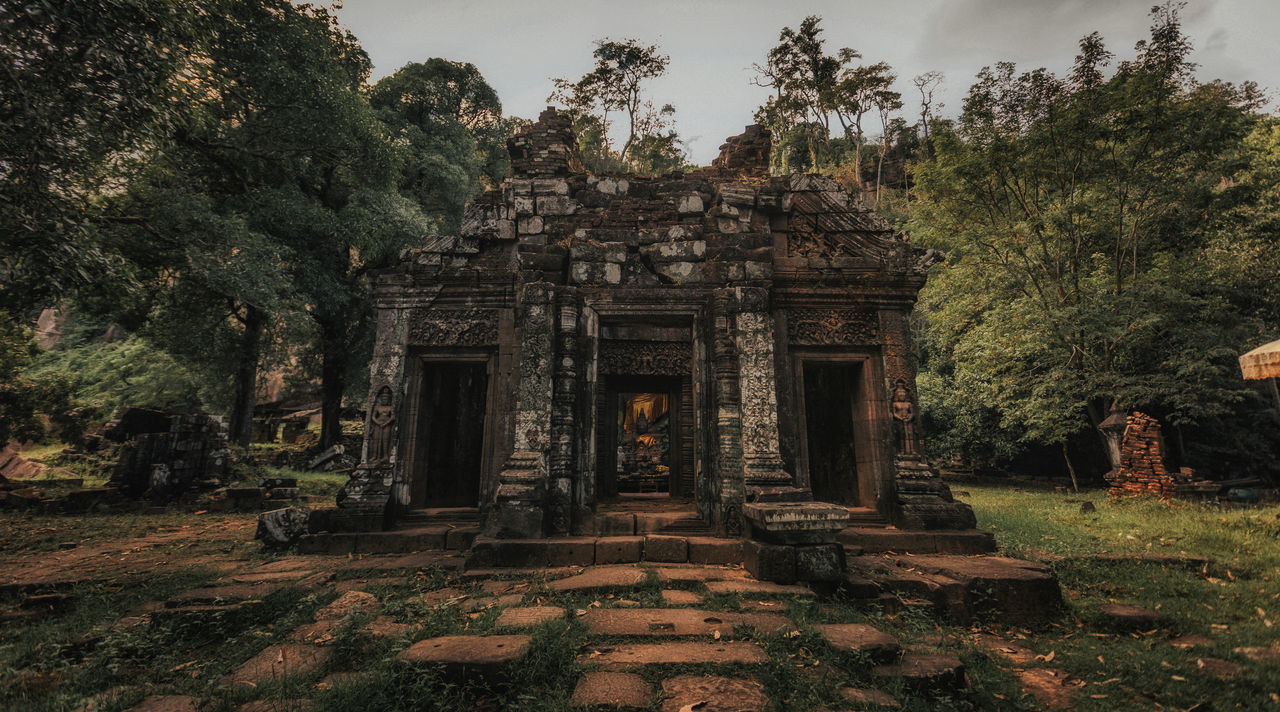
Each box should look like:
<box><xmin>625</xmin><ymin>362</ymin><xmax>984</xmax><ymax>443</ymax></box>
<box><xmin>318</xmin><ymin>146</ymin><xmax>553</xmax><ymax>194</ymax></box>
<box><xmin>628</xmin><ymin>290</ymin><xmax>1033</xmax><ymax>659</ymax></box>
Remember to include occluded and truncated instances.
<box><xmin>327</xmin><ymin>109</ymin><xmax>979</xmax><ymax>581</ymax></box>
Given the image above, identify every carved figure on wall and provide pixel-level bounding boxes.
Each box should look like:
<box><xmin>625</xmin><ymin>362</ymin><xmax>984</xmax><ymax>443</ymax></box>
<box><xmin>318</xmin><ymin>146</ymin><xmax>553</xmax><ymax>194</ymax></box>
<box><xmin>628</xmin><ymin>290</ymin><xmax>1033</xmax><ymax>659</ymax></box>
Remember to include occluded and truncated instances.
<box><xmin>891</xmin><ymin>379</ymin><xmax>919</xmax><ymax>458</ymax></box>
<box><xmin>367</xmin><ymin>386</ymin><xmax>395</xmax><ymax>464</ymax></box>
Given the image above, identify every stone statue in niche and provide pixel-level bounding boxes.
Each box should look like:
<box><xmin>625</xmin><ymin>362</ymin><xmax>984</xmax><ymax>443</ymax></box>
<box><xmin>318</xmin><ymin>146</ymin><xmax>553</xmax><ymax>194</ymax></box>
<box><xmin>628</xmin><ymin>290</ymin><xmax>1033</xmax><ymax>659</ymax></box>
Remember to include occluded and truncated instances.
<box><xmin>367</xmin><ymin>386</ymin><xmax>395</xmax><ymax>464</ymax></box>
<box><xmin>891</xmin><ymin>379</ymin><xmax>919</xmax><ymax>458</ymax></box>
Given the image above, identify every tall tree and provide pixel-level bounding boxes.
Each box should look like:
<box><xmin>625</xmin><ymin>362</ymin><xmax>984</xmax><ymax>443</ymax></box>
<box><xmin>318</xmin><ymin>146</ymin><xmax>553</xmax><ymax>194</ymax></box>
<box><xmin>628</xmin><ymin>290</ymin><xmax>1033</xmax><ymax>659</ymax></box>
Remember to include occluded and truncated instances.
<box><xmin>753</xmin><ymin>16</ymin><xmax>900</xmax><ymax>186</ymax></box>
<box><xmin>911</xmin><ymin>4</ymin><xmax>1275</xmax><ymax>477</ymax></box>
<box><xmin>370</xmin><ymin>59</ymin><xmax>510</xmax><ymax>234</ymax></box>
<box><xmin>550</xmin><ymin>38</ymin><xmax>685</xmax><ymax>172</ymax></box>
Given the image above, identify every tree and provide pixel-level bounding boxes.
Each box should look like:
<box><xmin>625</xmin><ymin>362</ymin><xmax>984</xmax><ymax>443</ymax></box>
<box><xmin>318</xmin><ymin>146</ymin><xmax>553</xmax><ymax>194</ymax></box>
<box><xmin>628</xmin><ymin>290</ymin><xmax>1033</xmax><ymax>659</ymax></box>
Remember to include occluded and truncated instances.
<box><xmin>753</xmin><ymin>16</ymin><xmax>901</xmax><ymax>187</ymax></box>
<box><xmin>550</xmin><ymin>38</ymin><xmax>685</xmax><ymax>172</ymax></box>
<box><xmin>370</xmin><ymin>59</ymin><xmax>512</xmax><ymax>233</ymax></box>
<box><xmin>0</xmin><ymin>1</ymin><xmax>206</xmax><ymax>314</ymax></box>
<box><xmin>911</xmin><ymin>4</ymin><xmax>1276</xmax><ymax>477</ymax></box>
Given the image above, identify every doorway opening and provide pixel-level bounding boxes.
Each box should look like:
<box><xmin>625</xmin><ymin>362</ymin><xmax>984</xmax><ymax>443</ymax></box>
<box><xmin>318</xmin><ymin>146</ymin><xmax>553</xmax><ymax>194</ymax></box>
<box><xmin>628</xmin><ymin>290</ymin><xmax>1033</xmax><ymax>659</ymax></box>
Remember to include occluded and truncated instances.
<box><xmin>802</xmin><ymin>362</ymin><xmax>865</xmax><ymax>505</ymax></box>
<box><xmin>407</xmin><ymin>361</ymin><xmax>488</xmax><ymax>508</ymax></box>
<box><xmin>597</xmin><ymin>375</ymin><xmax>686</xmax><ymax>502</ymax></box>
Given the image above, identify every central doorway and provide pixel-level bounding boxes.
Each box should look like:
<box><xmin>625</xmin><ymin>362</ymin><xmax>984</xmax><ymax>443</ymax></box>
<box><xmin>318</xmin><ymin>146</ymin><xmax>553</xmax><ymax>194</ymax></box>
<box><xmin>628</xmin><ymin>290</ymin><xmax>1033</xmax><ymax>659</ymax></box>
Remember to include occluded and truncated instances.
<box><xmin>597</xmin><ymin>375</ymin><xmax>685</xmax><ymax>500</ymax></box>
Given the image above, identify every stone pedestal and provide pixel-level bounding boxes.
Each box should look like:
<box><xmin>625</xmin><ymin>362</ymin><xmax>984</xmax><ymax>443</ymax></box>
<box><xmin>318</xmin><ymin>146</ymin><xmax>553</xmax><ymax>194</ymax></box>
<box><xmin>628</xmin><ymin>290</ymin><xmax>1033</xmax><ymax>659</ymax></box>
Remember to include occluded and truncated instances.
<box><xmin>333</xmin><ymin>465</ymin><xmax>392</xmax><ymax>532</ymax></box>
<box><xmin>892</xmin><ymin>458</ymin><xmax>976</xmax><ymax>530</ymax></box>
<box><xmin>742</xmin><ymin>501</ymin><xmax>849</xmax><ymax>583</ymax></box>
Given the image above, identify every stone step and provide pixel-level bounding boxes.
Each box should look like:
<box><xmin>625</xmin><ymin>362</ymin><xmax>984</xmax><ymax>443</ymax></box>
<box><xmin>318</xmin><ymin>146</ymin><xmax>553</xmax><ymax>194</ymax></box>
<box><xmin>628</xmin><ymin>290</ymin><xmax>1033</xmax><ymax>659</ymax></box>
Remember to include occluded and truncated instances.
<box><xmin>571</xmin><ymin>671</ymin><xmax>653</xmax><ymax>709</ymax></box>
<box><xmin>846</xmin><ymin>506</ymin><xmax>891</xmax><ymax>528</ymax></box>
<box><xmin>582</xmin><ymin>608</ymin><xmax>794</xmax><ymax>637</ymax></box>
<box><xmin>465</xmin><ymin>535</ymin><xmax>743</xmax><ymax>569</ymax></box>
<box><xmin>164</xmin><ymin>584</ymin><xmax>281</xmax><ymax>608</ymax></box>
<box><xmin>579</xmin><ymin>641</ymin><xmax>769</xmax><ymax>670</ymax></box>
<box><xmin>297</xmin><ymin>525</ymin><xmax>478</xmax><ymax>555</ymax></box>
<box><xmin>662</xmin><ymin>675</ymin><xmax>770</xmax><ymax>712</ymax></box>
<box><xmin>872</xmin><ymin>653</ymin><xmax>966</xmax><ymax>692</ymax></box>
<box><xmin>812</xmin><ymin>624</ymin><xmax>902</xmax><ymax>663</ymax></box>
<box><xmin>843</xmin><ymin>554</ymin><xmax>1061</xmax><ymax>624</ymax></box>
<box><xmin>837</xmin><ymin>527</ymin><xmax>996</xmax><ymax>555</ymax></box>
<box><xmin>398</xmin><ymin>634</ymin><xmax>532</xmax><ymax>682</ymax></box>
<box><xmin>397</xmin><ymin>506</ymin><xmax>481</xmax><ymax>523</ymax></box>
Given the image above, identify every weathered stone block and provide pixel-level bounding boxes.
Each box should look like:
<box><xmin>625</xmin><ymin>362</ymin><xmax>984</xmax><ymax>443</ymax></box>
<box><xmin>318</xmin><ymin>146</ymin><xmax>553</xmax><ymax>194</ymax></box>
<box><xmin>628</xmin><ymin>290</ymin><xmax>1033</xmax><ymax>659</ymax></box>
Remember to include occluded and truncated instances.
<box><xmin>256</xmin><ymin>507</ymin><xmax>311</xmax><ymax>549</ymax></box>
<box><xmin>545</xmin><ymin>537</ymin><xmax>596</xmax><ymax>566</ymax></box>
<box><xmin>596</xmin><ymin>512</ymin><xmax>636</xmax><ymax>536</ymax></box>
<box><xmin>517</xmin><ymin>216</ymin><xmax>543</xmax><ymax>234</ymax></box>
<box><xmin>743</xmin><ymin>540</ymin><xmax>796</xmax><ymax>584</ymax></box>
<box><xmin>653</xmin><ymin>262</ymin><xmax>702</xmax><ymax>283</ymax></box>
<box><xmin>686</xmin><ymin>537</ymin><xmax>744</xmax><ymax>565</ymax></box>
<box><xmin>794</xmin><ymin>543</ymin><xmax>847</xmax><ymax>582</ymax></box>
<box><xmin>640</xmin><ymin>240</ymin><xmax>706</xmax><ymax>262</ymax></box>
<box><xmin>643</xmin><ymin>535</ymin><xmax>688</xmax><ymax>563</ymax></box>
<box><xmin>570</xmin><ymin>241</ymin><xmax>627</xmax><ymax>263</ymax></box>
<box><xmin>596</xmin><ymin>536</ymin><xmax>644</xmax><ymax>564</ymax></box>
<box><xmin>677</xmin><ymin>194</ymin><xmax>704</xmax><ymax>213</ymax></box>
<box><xmin>570</xmin><ymin>261</ymin><xmax>622</xmax><ymax>285</ymax></box>
<box><xmin>536</xmin><ymin>195</ymin><xmax>576</xmax><ymax>215</ymax></box>
<box><xmin>532</xmin><ymin>178</ymin><xmax>569</xmax><ymax>195</ymax></box>
<box><xmin>466</xmin><ymin>538</ymin><xmax>548</xmax><ymax>568</ymax></box>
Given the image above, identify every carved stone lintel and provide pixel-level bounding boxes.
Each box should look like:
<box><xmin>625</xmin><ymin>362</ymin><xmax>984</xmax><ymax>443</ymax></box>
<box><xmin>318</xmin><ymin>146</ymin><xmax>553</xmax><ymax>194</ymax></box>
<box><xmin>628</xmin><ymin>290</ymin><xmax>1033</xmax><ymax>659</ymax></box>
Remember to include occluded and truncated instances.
<box><xmin>786</xmin><ymin>308</ymin><xmax>879</xmax><ymax>346</ymax></box>
<box><xmin>599</xmin><ymin>341</ymin><xmax>691</xmax><ymax>376</ymax></box>
<box><xmin>408</xmin><ymin>308</ymin><xmax>499</xmax><ymax>346</ymax></box>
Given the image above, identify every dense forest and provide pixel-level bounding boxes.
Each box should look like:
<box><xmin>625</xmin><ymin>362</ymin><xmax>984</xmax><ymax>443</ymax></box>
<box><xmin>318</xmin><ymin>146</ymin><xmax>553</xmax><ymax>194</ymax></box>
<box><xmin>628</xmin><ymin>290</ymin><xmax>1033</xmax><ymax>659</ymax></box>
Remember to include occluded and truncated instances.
<box><xmin>2</xmin><ymin>1</ymin><xmax>1277</xmax><ymax>482</ymax></box>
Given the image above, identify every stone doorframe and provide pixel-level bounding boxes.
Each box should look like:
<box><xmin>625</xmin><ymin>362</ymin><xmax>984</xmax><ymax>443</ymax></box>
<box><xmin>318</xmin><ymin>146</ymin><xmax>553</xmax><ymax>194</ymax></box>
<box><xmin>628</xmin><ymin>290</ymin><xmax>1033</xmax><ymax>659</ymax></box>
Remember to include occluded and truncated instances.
<box><xmin>788</xmin><ymin>351</ymin><xmax>893</xmax><ymax>516</ymax></box>
<box><xmin>579</xmin><ymin>299</ymin><xmax>711</xmax><ymax>524</ymax></box>
<box><xmin>393</xmin><ymin>350</ymin><xmax>501</xmax><ymax>511</ymax></box>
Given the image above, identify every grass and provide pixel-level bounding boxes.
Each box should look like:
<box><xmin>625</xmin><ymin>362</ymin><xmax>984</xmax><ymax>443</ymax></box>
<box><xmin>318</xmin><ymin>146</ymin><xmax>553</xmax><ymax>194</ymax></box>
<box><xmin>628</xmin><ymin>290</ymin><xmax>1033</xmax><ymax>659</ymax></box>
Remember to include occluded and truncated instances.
<box><xmin>960</xmin><ymin>484</ymin><xmax>1280</xmax><ymax>711</ymax></box>
<box><xmin>4</xmin><ymin>486</ymin><xmax>1280</xmax><ymax>710</ymax></box>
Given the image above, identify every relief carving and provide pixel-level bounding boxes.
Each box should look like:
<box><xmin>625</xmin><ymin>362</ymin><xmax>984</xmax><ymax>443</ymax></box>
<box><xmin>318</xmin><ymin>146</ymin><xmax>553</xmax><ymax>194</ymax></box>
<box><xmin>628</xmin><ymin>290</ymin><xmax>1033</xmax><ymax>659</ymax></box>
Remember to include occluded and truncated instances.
<box><xmin>787</xmin><ymin>308</ymin><xmax>879</xmax><ymax>345</ymax></box>
<box><xmin>366</xmin><ymin>386</ymin><xmax>395</xmax><ymax>465</ymax></box>
<box><xmin>599</xmin><ymin>341</ymin><xmax>692</xmax><ymax>376</ymax></box>
<box><xmin>408</xmin><ymin>308</ymin><xmax>499</xmax><ymax>346</ymax></box>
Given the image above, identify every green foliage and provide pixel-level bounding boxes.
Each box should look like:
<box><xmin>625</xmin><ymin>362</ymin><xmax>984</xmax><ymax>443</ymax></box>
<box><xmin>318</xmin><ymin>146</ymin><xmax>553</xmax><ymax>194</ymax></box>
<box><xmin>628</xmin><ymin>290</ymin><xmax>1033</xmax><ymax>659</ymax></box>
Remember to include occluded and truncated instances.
<box><xmin>27</xmin><ymin>322</ymin><xmax>207</xmax><ymax>416</ymax></box>
<box><xmin>550</xmin><ymin>38</ymin><xmax>688</xmax><ymax>173</ymax></box>
<box><xmin>911</xmin><ymin>5</ymin><xmax>1279</xmax><ymax>476</ymax></box>
<box><xmin>0</xmin><ymin>0</ymin><xmax>207</xmax><ymax>313</ymax></box>
<box><xmin>753</xmin><ymin>16</ymin><xmax>901</xmax><ymax>184</ymax></box>
<box><xmin>370</xmin><ymin>58</ymin><xmax>511</xmax><ymax>233</ymax></box>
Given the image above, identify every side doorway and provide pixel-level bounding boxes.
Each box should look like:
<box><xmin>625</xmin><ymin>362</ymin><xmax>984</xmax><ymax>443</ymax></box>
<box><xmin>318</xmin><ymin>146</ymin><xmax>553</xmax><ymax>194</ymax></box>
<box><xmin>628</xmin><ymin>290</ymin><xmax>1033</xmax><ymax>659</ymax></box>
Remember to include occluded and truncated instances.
<box><xmin>795</xmin><ymin>358</ymin><xmax>882</xmax><ymax>508</ymax></box>
<box><xmin>404</xmin><ymin>359</ymin><xmax>490</xmax><ymax>508</ymax></box>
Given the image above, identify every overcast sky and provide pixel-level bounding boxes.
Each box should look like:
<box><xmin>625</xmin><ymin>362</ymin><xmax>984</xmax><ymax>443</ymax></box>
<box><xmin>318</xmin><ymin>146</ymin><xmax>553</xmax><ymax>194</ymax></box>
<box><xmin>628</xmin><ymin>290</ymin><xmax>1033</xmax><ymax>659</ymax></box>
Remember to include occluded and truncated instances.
<box><xmin>332</xmin><ymin>0</ymin><xmax>1280</xmax><ymax>164</ymax></box>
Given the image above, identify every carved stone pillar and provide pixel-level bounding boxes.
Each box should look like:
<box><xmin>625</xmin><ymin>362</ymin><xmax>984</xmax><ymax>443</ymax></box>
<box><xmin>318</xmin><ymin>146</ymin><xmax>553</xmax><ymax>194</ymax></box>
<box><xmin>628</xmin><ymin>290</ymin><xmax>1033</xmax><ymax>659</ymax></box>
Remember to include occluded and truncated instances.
<box><xmin>485</xmin><ymin>283</ymin><xmax>555</xmax><ymax>538</ymax></box>
<box><xmin>547</xmin><ymin>291</ymin><xmax>578</xmax><ymax>536</ymax></box>
<box><xmin>336</xmin><ymin>296</ymin><xmax>409</xmax><ymax>531</ymax></box>
<box><xmin>879</xmin><ymin>309</ymin><xmax>976</xmax><ymax>530</ymax></box>
<box><xmin>709</xmin><ymin>289</ymin><xmax>745</xmax><ymax>535</ymax></box>
<box><xmin>731</xmin><ymin>287</ymin><xmax>803</xmax><ymax>500</ymax></box>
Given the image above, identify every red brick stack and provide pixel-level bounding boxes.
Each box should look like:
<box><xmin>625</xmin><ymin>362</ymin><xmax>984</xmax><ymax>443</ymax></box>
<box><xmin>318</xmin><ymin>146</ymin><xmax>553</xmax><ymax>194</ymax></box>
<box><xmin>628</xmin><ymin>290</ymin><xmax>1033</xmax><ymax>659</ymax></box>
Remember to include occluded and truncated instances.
<box><xmin>1107</xmin><ymin>412</ymin><xmax>1176</xmax><ymax>499</ymax></box>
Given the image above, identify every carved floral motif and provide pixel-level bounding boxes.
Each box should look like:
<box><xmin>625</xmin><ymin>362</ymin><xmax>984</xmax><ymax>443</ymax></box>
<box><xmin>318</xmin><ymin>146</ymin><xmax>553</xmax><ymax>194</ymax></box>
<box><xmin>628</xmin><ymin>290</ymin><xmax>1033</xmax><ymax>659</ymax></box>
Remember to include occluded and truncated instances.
<box><xmin>408</xmin><ymin>308</ymin><xmax>499</xmax><ymax>346</ymax></box>
<box><xmin>599</xmin><ymin>341</ymin><xmax>691</xmax><ymax>376</ymax></box>
<box><xmin>786</xmin><ymin>308</ymin><xmax>879</xmax><ymax>345</ymax></box>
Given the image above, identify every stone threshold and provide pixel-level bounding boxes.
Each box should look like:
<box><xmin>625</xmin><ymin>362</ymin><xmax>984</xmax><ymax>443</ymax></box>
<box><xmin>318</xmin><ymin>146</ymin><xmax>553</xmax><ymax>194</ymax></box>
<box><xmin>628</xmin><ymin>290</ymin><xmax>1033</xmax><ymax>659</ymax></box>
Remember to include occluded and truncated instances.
<box><xmin>465</xmin><ymin>535</ymin><xmax>744</xmax><ymax>568</ymax></box>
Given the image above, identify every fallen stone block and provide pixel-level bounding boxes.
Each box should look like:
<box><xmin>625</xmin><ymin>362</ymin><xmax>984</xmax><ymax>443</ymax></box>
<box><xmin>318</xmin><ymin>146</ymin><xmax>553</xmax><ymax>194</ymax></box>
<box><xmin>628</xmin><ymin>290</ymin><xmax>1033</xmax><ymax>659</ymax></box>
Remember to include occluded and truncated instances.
<box><xmin>582</xmin><ymin>608</ymin><xmax>793</xmax><ymax>637</ymax></box>
<box><xmin>223</xmin><ymin>643</ymin><xmax>330</xmax><ymax>687</ymax></box>
<box><xmin>255</xmin><ymin>507</ymin><xmax>311</xmax><ymax>549</ymax></box>
<box><xmin>872</xmin><ymin>654</ymin><xmax>965</xmax><ymax>692</ymax></box>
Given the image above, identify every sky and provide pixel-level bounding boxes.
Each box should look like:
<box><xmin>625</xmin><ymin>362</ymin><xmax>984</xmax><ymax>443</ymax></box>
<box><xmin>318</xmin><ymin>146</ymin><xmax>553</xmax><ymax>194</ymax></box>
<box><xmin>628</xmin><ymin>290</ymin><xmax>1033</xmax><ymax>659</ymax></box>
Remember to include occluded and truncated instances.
<box><xmin>332</xmin><ymin>0</ymin><xmax>1280</xmax><ymax>164</ymax></box>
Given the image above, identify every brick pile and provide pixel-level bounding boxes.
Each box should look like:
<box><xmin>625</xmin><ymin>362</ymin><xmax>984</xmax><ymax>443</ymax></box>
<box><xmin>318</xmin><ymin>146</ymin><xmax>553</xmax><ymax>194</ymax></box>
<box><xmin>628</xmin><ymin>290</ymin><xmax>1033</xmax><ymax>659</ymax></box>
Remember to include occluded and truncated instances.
<box><xmin>1107</xmin><ymin>412</ymin><xmax>1180</xmax><ymax>499</ymax></box>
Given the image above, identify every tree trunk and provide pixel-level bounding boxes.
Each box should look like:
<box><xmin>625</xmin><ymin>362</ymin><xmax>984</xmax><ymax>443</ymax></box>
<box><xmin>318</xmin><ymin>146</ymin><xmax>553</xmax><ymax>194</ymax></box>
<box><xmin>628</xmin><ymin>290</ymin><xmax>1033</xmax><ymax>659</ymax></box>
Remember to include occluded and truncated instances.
<box><xmin>319</xmin><ymin>318</ymin><xmax>346</xmax><ymax>450</ymax></box>
<box><xmin>1062</xmin><ymin>442</ymin><xmax>1080</xmax><ymax>493</ymax></box>
<box><xmin>229</xmin><ymin>304</ymin><xmax>266</xmax><ymax>448</ymax></box>
<box><xmin>1086</xmin><ymin>397</ymin><xmax>1117</xmax><ymax>471</ymax></box>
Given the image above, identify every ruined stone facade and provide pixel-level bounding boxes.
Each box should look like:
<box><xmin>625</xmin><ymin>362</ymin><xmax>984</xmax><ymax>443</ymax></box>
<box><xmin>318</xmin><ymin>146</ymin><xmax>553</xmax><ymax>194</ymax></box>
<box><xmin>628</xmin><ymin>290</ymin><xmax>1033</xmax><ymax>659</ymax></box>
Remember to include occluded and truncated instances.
<box><xmin>336</xmin><ymin>108</ymin><xmax>974</xmax><ymax>538</ymax></box>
